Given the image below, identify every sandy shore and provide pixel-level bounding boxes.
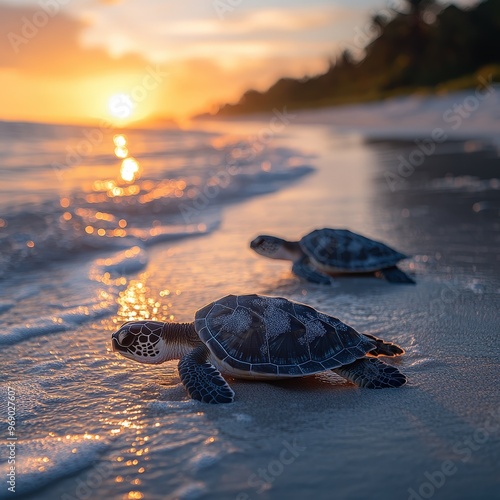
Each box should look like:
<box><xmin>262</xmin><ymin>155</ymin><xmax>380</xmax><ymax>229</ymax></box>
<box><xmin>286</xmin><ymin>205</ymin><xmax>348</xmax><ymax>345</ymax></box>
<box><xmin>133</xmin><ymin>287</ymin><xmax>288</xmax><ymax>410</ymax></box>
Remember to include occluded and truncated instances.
<box><xmin>110</xmin><ymin>128</ymin><xmax>500</xmax><ymax>499</ymax></box>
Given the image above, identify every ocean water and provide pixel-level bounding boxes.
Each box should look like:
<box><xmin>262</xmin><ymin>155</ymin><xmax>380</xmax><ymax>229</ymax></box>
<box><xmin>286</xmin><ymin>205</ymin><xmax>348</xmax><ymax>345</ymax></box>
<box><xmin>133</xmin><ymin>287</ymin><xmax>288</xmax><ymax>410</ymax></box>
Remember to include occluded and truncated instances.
<box><xmin>1</xmin><ymin>110</ymin><xmax>499</xmax><ymax>500</ymax></box>
<box><xmin>0</xmin><ymin>121</ymin><xmax>313</xmax><ymax>280</ymax></box>
<box><xmin>0</xmin><ymin>119</ymin><xmax>317</xmax><ymax>499</ymax></box>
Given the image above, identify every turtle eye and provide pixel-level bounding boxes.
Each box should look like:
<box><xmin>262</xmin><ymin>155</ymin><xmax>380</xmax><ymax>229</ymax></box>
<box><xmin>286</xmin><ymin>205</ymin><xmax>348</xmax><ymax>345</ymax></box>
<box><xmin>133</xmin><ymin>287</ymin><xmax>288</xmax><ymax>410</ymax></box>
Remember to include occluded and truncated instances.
<box><xmin>118</xmin><ymin>330</ymin><xmax>136</xmax><ymax>347</ymax></box>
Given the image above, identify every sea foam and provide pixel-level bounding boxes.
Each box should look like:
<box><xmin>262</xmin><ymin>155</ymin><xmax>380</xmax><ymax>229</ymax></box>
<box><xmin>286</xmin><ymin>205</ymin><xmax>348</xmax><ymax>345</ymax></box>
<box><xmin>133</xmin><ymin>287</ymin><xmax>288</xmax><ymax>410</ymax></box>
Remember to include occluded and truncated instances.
<box><xmin>2</xmin><ymin>434</ymin><xmax>110</xmax><ymax>498</ymax></box>
<box><xmin>0</xmin><ymin>301</ymin><xmax>116</xmax><ymax>346</ymax></box>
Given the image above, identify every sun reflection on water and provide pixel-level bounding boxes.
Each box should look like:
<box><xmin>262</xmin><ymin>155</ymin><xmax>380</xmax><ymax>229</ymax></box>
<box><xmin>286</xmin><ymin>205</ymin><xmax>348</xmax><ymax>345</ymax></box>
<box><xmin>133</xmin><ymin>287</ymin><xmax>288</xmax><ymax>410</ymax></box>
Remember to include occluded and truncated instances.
<box><xmin>120</xmin><ymin>157</ymin><xmax>141</xmax><ymax>182</ymax></box>
<box><xmin>54</xmin><ymin>129</ymin><xmax>212</xmax><ymax>267</ymax></box>
<box><xmin>114</xmin><ymin>134</ymin><xmax>129</xmax><ymax>159</ymax></box>
<box><xmin>112</xmin><ymin>134</ymin><xmax>141</xmax><ymax>183</ymax></box>
<box><xmin>113</xmin><ymin>134</ymin><xmax>127</xmax><ymax>148</ymax></box>
<box><xmin>115</xmin><ymin>146</ymin><xmax>129</xmax><ymax>158</ymax></box>
<box><xmin>96</xmin><ymin>408</ymin><xmax>149</xmax><ymax>500</ymax></box>
<box><xmin>51</xmin><ymin>135</ymin><xmax>290</xmax><ymax>279</ymax></box>
<box><xmin>116</xmin><ymin>279</ymin><xmax>170</xmax><ymax>324</ymax></box>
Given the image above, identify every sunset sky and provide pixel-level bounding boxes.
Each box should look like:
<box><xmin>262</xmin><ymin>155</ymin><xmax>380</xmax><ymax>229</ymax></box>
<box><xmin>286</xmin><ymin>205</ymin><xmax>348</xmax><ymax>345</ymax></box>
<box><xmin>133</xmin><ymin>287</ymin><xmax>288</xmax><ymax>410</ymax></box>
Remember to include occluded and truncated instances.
<box><xmin>0</xmin><ymin>0</ymin><xmax>477</xmax><ymax>125</ymax></box>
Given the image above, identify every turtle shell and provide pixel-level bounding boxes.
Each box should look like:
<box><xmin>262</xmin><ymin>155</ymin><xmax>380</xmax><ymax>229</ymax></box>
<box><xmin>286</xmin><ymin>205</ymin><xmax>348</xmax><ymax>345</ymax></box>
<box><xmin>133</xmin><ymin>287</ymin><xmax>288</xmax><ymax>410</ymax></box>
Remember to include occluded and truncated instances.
<box><xmin>300</xmin><ymin>228</ymin><xmax>408</xmax><ymax>272</ymax></box>
<box><xmin>194</xmin><ymin>294</ymin><xmax>375</xmax><ymax>377</ymax></box>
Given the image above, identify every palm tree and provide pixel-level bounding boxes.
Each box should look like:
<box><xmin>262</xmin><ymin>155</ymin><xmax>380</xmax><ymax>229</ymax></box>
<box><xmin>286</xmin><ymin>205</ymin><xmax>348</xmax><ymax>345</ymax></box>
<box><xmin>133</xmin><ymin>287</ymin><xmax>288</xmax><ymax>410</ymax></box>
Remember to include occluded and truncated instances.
<box><xmin>403</xmin><ymin>0</ymin><xmax>439</xmax><ymax>81</ymax></box>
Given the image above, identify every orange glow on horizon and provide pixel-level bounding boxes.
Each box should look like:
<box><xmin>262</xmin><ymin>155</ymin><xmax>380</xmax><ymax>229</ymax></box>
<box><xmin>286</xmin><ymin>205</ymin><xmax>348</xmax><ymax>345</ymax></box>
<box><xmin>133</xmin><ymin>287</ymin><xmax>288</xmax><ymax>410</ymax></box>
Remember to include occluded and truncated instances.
<box><xmin>0</xmin><ymin>1</ymin><xmax>334</xmax><ymax>125</ymax></box>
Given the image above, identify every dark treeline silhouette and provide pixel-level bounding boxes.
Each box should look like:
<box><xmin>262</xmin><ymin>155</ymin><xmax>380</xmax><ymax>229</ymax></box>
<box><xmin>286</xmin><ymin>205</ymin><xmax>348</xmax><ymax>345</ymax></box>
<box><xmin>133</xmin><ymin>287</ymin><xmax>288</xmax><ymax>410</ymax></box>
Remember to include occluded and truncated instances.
<box><xmin>215</xmin><ymin>0</ymin><xmax>500</xmax><ymax>116</ymax></box>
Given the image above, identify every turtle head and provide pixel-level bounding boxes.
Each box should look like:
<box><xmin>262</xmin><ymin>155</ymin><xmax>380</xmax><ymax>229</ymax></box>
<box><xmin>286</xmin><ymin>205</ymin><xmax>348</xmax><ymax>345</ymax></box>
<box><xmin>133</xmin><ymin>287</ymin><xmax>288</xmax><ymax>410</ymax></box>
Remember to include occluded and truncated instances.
<box><xmin>250</xmin><ymin>235</ymin><xmax>301</xmax><ymax>261</ymax></box>
<box><xmin>111</xmin><ymin>321</ymin><xmax>169</xmax><ymax>364</ymax></box>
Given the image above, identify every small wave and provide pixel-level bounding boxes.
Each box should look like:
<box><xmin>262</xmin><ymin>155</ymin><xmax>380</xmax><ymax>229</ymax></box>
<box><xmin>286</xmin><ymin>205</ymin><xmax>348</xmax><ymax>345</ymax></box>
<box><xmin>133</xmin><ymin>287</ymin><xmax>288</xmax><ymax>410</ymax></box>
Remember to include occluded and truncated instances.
<box><xmin>189</xmin><ymin>451</ymin><xmax>223</xmax><ymax>471</ymax></box>
<box><xmin>147</xmin><ymin>400</ymin><xmax>199</xmax><ymax>412</ymax></box>
<box><xmin>129</xmin><ymin>220</ymin><xmax>220</xmax><ymax>246</ymax></box>
<box><xmin>0</xmin><ymin>141</ymin><xmax>313</xmax><ymax>278</ymax></box>
<box><xmin>89</xmin><ymin>246</ymin><xmax>148</xmax><ymax>280</ymax></box>
<box><xmin>26</xmin><ymin>361</ymin><xmax>67</xmax><ymax>374</ymax></box>
<box><xmin>406</xmin><ymin>357</ymin><xmax>440</xmax><ymax>370</ymax></box>
<box><xmin>1</xmin><ymin>319</ymin><xmax>67</xmax><ymax>345</ymax></box>
<box><xmin>0</xmin><ymin>382</ymin><xmax>48</xmax><ymax>420</ymax></box>
<box><xmin>13</xmin><ymin>283</ymin><xmax>44</xmax><ymax>302</ymax></box>
<box><xmin>169</xmin><ymin>482</ymin><xmax>208</xmax><ymax>500</ymax></box>
<box><xmin>429</xmin><ymin>175</ymin><xmax>500</xmax><ymax>192</ymax></box>
<box><xmin>232</xmin><ymin>413</ymin><xmax>253</xmax><ymax>423</ymax></box>
<box><xmin>1</xmin><ymin>434</ymin><xmax>109</xmax><ymax>498</ymax></box>
<box><xmin>0</xmin><ymin>301</ymin><xmax>14</xmax><ymax>314</ymax></box>
<box><xmin>0</xmin><ymin>301</ymin><xmax>116</xmax><ymax>346</ymax></box>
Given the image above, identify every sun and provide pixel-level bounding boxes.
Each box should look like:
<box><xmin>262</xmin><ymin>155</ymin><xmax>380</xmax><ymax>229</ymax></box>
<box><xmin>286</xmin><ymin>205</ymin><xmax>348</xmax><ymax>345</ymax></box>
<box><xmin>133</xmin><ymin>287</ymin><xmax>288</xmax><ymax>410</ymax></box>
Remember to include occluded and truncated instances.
<box><xmin>108</xmin><ymin>93</ymin><xmax>134</xmax><ymax>119</ymax></box>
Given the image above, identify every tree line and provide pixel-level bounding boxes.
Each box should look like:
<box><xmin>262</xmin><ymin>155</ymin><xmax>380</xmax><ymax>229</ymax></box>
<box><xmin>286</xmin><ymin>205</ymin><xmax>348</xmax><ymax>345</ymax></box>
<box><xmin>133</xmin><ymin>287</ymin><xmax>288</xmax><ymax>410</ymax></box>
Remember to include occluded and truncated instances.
<box><xmin>215</xmin><ymin>0</ymin><xmax>500</xmax><ymax>116</ymax></box>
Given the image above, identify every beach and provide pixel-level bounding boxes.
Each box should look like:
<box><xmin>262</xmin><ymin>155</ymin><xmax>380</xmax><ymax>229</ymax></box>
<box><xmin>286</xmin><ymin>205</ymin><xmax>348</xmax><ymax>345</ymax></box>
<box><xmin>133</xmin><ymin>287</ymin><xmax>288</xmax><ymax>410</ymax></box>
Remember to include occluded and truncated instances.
<box><xmin>1</xmin><ymin>92</ymin><xmax>499</xmax><ymax>500</ymax></box>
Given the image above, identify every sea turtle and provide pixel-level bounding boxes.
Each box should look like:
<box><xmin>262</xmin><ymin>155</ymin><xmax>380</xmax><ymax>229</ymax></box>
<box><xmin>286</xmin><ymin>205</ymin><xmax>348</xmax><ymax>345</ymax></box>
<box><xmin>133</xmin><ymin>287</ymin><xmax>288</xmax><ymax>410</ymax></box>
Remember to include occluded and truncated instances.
<box><xmin>250</xmin><ymin>228</ymin><xmax>415</xmax><ymax>284</ymax></box>
<box><xmin>111</xmin><ymin>294</ymin><xmax>407</xmax><ymax>404</ymax></box>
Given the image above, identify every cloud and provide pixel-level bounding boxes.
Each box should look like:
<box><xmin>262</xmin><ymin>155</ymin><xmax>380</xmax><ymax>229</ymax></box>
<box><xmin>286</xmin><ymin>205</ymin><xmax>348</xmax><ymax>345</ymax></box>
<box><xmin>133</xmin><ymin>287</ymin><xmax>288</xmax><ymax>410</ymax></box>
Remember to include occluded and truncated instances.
<box><xmin>0</xmin><ymin>2</ymin><xmax>347</xmax><ymax>122</ymax></box>
<box><xmin>0</xmin><ymin>4</ymin><xmax>147</xmax><ymax>77</ymax></box>
<box><xmin>76</xmin><ymin>2</ymin><xmax>356</xmax><ymax>62</ymax></box>
<box><xmin>166</xmin><ymin>8</ymin><xmax>342</xmax><ymax>37</ymax></box>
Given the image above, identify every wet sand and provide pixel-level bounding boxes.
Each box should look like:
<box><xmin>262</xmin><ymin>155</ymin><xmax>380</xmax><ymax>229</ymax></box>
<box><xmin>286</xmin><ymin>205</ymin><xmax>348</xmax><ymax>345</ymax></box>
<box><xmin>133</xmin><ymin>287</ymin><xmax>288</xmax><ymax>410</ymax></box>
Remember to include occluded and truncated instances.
<box><xmin>111</xmin><ymin>130</ymin><xmax>500</xmax><ymax>499</ymax></box>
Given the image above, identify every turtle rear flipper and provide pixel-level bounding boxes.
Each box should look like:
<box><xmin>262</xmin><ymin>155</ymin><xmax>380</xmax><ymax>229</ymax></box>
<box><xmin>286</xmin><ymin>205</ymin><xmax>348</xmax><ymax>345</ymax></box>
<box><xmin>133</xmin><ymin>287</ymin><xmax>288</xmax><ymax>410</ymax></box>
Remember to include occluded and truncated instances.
<box><xmin>292</xmin><ymin>257</ymin><xmax>333</xmax><ymax>285</ymax></box>
<box><xmin>378</xmin><ymin>266</ymin><xmax>415</xmax><ymax>284</ymax></box>
<box><xmin>363</xmin><ymin>333</ymin><xmax>405</xmax><ymax>357</ymax></box>
<box><xmin>178</xmin><ymin>346</ymin><xmax>235</xmax><ymax>404</ymax></box>
<box><xmin>332</xmin><ymin>358</ymin><xmax>407</xmax><ymax>389</ymax></box>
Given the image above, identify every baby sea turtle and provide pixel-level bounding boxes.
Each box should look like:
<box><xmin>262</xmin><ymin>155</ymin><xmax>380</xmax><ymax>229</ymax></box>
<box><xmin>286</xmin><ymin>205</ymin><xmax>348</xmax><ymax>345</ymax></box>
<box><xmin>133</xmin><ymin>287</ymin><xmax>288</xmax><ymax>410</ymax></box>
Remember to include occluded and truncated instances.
<box><xmin>250</xmin><ymin>228</ymin><xmax>415</xmax><ymax>284</ymax></box>
<box><xmin>111</xmin><ymin>294</ymin><xmax>407</xmax><ymax>404</ymax></box>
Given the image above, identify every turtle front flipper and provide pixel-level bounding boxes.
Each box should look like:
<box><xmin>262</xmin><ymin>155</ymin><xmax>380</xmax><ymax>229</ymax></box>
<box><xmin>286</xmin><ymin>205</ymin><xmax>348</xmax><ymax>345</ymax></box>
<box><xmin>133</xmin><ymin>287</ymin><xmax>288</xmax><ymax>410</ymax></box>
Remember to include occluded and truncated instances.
<box><xmin>178</xmin><ymin>345</ymin><xmax>235</xmax><ymax>404</ymax></box>
<box><xmin>363</xmin><ymin>333</ymin><xmax>405</xmax><ymax>357</ymax></box>
<box><xmin>378</xmin><ymin>266</ymin><xmax>415</xmax><ymax>284</ymax></box>
<box><xmin>292</xmin><ymin>257</ymin><xmax>333</xmax><ymax>285</ymax></box>
<box><xmin>332</xmin><ymin>358</ymin><xmax>407</xmax><ymax>389</ymax></box>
